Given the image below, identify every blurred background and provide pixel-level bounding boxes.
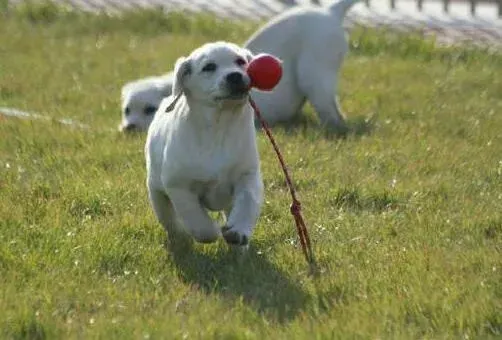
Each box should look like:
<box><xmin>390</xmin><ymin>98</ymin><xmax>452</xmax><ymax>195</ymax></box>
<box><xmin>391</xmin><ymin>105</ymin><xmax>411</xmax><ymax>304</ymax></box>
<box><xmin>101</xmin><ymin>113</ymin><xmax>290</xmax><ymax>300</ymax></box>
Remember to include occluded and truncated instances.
<box><xmin>5</xmin><ymin>0</ymin><xmax>502</xmax><ymax>47</ymax></box>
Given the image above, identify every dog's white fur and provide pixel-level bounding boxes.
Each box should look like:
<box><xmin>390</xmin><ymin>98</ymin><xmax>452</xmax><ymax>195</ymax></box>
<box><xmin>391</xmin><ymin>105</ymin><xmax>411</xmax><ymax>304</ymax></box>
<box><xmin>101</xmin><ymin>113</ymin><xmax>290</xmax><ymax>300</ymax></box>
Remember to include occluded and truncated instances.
<box><xmin>120</xmin><ymin>0</ymin><xmax>361</xmax><ymax>133</ymax></box>
<box><xmin>145</xmin><ymin>41</ymin><xmax>263</xmax><ymax>247</ymax></box>
<box><xmin>245</xmin><ymin>0</ymin><xmax>361</xmax><ymax>132</ymax></box>
<box><xmin>119</xmin><ymin>74</ymin><xmax>173</xmax><ymax>132</ymax></box>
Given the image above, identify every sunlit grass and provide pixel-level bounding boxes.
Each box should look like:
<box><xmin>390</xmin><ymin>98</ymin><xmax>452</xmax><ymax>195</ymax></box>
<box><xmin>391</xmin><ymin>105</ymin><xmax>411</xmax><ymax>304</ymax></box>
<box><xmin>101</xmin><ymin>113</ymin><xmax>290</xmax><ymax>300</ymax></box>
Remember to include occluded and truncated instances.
<box><xmin>1</xmin><ymin>3</ymin><xmax>501</xmax><ymax>339</ymax></box>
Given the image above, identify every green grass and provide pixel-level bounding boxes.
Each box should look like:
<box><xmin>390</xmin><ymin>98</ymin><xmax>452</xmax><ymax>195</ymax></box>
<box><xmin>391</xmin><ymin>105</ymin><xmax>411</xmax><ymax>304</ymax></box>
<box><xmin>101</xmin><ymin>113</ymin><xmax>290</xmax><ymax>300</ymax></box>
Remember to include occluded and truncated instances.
<box><xmin>1</xmin><ymin>3</ymin><xmax>501</xmax><ymax>339</ymax></box>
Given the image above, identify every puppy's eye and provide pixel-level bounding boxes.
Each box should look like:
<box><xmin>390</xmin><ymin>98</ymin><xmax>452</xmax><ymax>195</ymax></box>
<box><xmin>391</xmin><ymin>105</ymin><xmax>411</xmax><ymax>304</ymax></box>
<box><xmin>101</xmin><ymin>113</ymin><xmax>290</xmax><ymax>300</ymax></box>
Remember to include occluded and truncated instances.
<box><xmin>124</xmin><ymin>107</ymin><xmax>130</xmax><ymax>116</ymax></box>
<box><xmin>236</xmin><ymin>58</ymin><xmax>247</xmax><ymax>67</ymax></box>
<box><xmin>144</xmin><ymin>106</ymin><xmax>157</xmax><ymax>116</ymax></box>
<box><xmin>202</xmin><ymin>63</ymin><xmax>217</xmax><ymax>72</ymax></box>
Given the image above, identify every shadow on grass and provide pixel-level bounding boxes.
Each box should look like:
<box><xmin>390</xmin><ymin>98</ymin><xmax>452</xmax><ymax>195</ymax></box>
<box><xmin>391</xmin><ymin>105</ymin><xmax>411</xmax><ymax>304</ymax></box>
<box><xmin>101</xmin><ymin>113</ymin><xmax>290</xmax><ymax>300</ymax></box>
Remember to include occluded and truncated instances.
<box><xmin>329</xmin><ymin>187</ymin><xmax>401</xmax><ymax>213</ymax></box>
<box><xmin>166</xmin><ymin>240</ymin><xmax>310</xmax><ymax>323</ymax></box>
<box><xmin>256</xmin><ymin>111</ymin><xmax>375</xmax><ymax>140</ymax></box>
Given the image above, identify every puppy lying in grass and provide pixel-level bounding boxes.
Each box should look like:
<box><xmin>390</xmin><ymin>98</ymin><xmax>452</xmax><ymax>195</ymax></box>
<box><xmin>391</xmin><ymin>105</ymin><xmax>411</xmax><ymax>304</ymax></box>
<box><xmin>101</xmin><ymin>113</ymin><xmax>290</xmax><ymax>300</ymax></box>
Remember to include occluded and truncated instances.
<box><xmin>145</xmin><ymin>41</ymin><xmax>263</xmax><ymax>249</ymax></box>
<box><xmin>119</xmin><ymin>74</ymin><xmax>173</xmax><ymax>132</ymax></box>
<box><xmin>121</xmin><ymin>0</ymin><xmax>361</xmax><ymax>133</ymax></box>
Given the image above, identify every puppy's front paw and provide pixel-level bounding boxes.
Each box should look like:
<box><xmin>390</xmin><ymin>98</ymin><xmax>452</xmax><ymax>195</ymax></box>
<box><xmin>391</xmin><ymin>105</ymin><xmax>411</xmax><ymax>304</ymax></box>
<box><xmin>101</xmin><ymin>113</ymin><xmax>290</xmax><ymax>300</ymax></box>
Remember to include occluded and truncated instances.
<box><xmin>222</xmin><ymin>225</ymin><xmax>249</xmax><ymax>246</ymax></box>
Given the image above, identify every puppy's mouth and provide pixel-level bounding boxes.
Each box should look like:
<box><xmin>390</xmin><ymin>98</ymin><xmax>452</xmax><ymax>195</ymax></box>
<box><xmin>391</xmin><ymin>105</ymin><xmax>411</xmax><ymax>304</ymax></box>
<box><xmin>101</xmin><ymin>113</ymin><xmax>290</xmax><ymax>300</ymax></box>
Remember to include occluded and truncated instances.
<box><xmin>215</xmin><ymin>90</ymin><xmax>249</xmax><ymax>101</ymax></box>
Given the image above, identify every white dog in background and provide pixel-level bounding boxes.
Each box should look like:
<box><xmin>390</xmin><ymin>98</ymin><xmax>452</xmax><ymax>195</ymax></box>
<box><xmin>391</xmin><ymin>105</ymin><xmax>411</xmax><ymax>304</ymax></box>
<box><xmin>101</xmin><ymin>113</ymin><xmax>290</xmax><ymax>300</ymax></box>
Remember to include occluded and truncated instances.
<box><xmin>119</xmin><ymin>74</ymin><xmax>173</xmax><ymax>132</ymax></box>
<box><xmin>120</xmin><ymin>0</ymin><xmax>361</xmax><ymax>133</ymax></box>
<box><xmin>145</xmin><ymin>41</ymin><xmax>263</xmax><ymax>248</ymax></box>
<box><xmin>244</xmin><ymin>0</ymin><xmax>361</xmax><ymax>133</ymax></box>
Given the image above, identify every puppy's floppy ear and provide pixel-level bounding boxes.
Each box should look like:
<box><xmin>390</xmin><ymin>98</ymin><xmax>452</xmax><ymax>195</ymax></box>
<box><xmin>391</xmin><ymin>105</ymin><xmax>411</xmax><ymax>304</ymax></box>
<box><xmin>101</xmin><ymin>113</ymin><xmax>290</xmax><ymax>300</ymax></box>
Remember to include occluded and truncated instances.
<box><xmin>158</xmin><ymin>81</ymin><xmax>173</xmax><ymax>98</ymax></box>
<box><xmin>172</xmin><ymin>57</ymin><xmax>192</xmax><ymax>97</ymax></box>
<box><xmin>163</xmin><ymin>59</ymin><xmax>191</xmax><ymax>113</ymax></box>
<box><xmin>158</xmin><ymin>71</ymin><xmax>174</xmax><ymax>98</ymax></box>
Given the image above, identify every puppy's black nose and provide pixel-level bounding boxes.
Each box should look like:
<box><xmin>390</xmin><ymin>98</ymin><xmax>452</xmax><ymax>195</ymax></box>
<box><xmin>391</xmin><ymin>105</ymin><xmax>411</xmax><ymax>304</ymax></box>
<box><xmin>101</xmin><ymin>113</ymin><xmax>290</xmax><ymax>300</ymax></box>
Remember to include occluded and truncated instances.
<box><xmin>226</xmin><ymin>72</ymin><xmax>244</xmax><ymax>86</ymax></box>
<box><xmin>226</xmin><ymin>72</ymin><xmax>248</xmax><ymax>96</ymax></box>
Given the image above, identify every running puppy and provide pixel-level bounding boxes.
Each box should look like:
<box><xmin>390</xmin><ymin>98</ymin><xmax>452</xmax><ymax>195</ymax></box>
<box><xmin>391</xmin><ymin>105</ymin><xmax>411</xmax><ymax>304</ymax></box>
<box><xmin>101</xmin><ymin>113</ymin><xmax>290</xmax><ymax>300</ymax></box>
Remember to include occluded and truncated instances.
<box><xmin>145</xmin><ymin>41</ymin><xmax>263</xmax><ymax>248</ymax></box>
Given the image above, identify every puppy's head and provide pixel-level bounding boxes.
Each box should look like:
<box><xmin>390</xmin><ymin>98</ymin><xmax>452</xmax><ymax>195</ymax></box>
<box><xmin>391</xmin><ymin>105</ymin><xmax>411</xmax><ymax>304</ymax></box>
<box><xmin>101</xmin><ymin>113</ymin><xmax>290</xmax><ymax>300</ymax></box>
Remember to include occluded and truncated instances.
<box><xmin>119</xmin><ymin>75</ymin><xmax>173</xmax><ymax>133</ymax></box>
<box><xmin>172</xmin><ymin>42</ymin><xmax>254</xmax><ymax>106</ymax></box>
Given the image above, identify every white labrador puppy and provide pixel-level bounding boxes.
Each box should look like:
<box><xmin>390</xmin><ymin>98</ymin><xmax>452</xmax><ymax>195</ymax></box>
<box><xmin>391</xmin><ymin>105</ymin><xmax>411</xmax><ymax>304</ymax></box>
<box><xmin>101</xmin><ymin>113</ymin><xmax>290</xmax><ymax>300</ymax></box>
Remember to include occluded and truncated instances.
<box><xmin>245</xmin><ymin>0</ymin><xmax>361</xmax><ymax>133</ymax></box>
<box><xmin>145</xmin><ymin>41</ymin><xmax>263</xmax><ymax>248</ymax></box>
<box><xmin>120</xmin><ymin>0</ymin><xmax>360</xmax><ymax>133</ymax></box>
<box><xmin>119</xmin><ymin>74</ymin><xmax>173</xmax><ymax>132</ymax></box>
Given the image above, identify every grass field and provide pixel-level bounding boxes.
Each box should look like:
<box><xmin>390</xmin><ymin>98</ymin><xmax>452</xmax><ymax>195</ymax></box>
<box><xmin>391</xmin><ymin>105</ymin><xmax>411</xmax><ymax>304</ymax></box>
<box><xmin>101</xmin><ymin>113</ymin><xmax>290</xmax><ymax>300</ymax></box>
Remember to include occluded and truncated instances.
<box><xmin>1</xmin><ymin>2</ymin><xmax>501</xmax><ymax>339</ymax></box>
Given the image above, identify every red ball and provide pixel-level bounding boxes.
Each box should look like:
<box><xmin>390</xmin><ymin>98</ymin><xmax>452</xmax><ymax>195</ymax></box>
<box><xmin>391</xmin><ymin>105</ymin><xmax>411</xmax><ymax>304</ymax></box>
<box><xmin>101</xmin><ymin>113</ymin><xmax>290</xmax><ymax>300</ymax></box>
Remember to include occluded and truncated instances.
<box><xmin>247</xmin><ymin>54</ymin><xmax>283</xmax><ymax>91</ymax></box>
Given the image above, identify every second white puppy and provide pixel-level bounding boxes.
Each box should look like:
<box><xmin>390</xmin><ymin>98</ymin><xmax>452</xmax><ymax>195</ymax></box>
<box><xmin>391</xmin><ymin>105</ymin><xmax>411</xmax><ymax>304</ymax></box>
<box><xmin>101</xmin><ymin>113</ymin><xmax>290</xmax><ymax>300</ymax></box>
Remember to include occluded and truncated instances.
<box><xmin>145</xmin><ymin>41</ymin><xmax>263</xmax><ymax>248</ymax></box>
<box><xmin>119</xmin><ymin>74</ymin><xmax>173</xmax><ymax>132</ymax></box>
<box><xmin>245</xmin><ymin>0</ymin><xmax>361</xmax><ymax>133</ymax></box>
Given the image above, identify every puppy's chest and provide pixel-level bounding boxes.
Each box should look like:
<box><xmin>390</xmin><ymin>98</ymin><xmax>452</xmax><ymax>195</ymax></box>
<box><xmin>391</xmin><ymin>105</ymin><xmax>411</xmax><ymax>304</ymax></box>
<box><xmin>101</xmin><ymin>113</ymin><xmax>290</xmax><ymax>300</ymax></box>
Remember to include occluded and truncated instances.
<box><xmin>170</xmin><ymin>134</ymin><xmax>246</xmax><ymax>184</ymax></box>
<box><xmin>187</xmin><ymin>150</ymin><xmax>240</xmax><ymax>183</ymax></box>
<box><xmin>191</xmin><ymin>179</ymin><xmax>233</xmax><ymax>211</ymax></box>
<box><xmin>161</xmin><ymin>112</ymin><xmax>256</xmax><ymax>189</ymax></box>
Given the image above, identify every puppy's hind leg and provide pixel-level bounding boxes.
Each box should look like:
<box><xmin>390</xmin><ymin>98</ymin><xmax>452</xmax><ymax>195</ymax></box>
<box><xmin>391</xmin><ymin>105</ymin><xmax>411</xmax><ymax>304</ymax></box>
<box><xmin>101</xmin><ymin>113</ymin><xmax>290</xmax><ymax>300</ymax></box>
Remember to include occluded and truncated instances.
<box><xmin>297</xmin><ymin>53</ymin><xmax>349</xmax><ymax>135</ymax></box>
<box><xmin>167</xmin><ymin>188</ymin><xmax>220</xmax><ymax>243</ymax></box>
<box><xmin>148</xmin><ymin>188</ymin><xmax>178</xmax><ymax>231</ymax></box>
<box><xmin>148</xmin><ymin>188</ymin><xmax>191</xmax><ymax>247</ymax></box>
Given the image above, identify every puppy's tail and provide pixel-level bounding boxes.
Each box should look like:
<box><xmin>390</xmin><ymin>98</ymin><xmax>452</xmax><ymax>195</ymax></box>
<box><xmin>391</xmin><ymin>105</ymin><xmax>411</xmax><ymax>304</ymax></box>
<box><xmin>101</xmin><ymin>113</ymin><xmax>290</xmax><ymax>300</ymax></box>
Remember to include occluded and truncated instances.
<box><xmin>328</xmin><ymin>0</ymin><xmax>362</xmax><ymax>19</ymax></box>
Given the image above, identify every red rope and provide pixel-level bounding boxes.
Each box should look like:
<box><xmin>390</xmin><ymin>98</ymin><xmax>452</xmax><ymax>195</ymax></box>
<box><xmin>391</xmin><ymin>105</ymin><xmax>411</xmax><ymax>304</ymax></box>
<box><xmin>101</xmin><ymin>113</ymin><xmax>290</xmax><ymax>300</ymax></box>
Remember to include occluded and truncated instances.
<box><xmin>249</xmin><ymin>97</ymin><xmax>316</xmax><ymax>269</ymax></box>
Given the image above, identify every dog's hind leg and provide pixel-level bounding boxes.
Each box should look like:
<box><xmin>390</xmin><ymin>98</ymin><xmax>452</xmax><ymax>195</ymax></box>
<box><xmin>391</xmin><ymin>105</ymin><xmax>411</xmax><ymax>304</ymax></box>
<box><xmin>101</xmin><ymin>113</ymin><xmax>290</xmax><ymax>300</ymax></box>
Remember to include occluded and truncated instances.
<box><xmin>297</xmin><ymin>52</ymin><xmax>349</xmax><ymax>134</ymax></box>
<box><xmin>167</xmin><ymin>188</ymin><xmax>221</xmax><ymax>243</ymax></box>
<box><xmin>148</xmin><ymin>188</ymin><xmax>195</xmax><ymax>253</ymax></box>
<box><xmin>148</xmin><ymin>188</ymin><xmax>184</xmax><ymax>235</ymax></box>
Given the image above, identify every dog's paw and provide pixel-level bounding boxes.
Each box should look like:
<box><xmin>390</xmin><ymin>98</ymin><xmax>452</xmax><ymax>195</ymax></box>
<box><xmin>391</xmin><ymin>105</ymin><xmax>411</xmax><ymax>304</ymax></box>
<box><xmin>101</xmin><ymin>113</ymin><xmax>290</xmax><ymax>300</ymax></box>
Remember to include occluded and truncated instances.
<box><xmin>222</xmin><ymin>225</ymin><xmax>249</xmax><ymax>246</ymax></box>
